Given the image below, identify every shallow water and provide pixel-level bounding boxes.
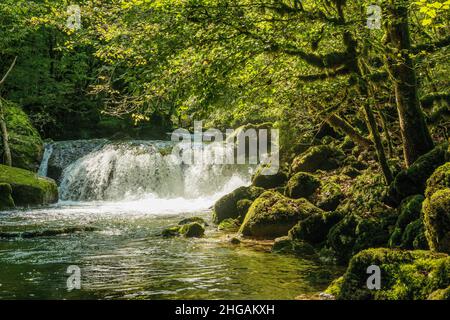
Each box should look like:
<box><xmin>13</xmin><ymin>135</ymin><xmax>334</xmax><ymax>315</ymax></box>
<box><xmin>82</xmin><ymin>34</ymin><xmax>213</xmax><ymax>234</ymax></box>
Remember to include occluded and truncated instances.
<box><xmin>0</xmin><ymin>201</ymin><xmax>340</xmax><ymax>300</ymax></box>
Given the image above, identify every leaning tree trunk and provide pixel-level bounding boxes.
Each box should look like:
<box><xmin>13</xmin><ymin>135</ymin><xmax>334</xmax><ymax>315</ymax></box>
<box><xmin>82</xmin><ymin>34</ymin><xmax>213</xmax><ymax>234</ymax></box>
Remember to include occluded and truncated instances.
<box><xmin>0</xmin><ymin>56</ymin><xmax>17</xmax><ymax>167</ymax></box>
<box><xmin>384</xmin><ymin>0</ymin><xmax>434</xmax><ymax>166</ymax></box>
<box><xmin>0</xmin><ymin>99</ymin><xmax>12</xmax><ymax>166</ymax></box>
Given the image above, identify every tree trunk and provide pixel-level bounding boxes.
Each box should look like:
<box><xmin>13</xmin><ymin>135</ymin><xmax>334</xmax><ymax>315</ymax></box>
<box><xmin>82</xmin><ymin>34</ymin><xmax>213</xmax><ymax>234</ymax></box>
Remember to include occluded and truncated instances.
<box><xmin>0</xmin><ymin>99</ymin><xmax>12</xmax><ymax>166</ymax></box>
<box><xmin>327</xmin><ymin>113</ymin><xmax>373</xmax><ymax>149</ymax></box>
<box><xmin>384</xmin><ymin>0</ymin><xmax>434</xmax><ymax>166</ymax></box>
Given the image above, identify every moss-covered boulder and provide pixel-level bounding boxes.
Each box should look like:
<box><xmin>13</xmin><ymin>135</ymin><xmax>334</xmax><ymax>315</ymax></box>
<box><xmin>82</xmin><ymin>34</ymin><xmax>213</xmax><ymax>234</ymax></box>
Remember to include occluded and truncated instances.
<box><xmin>327</xmin><ymin>213</ymin><xmax>395</xmax><ymax>264</ymax></box>
<box><xmin>428</xmin><ymin>286</ymin><xmax>450</xmax><ymax>300</ymax></box>
<box><xmin>389</xmin><ymin>195</ymin><xmax>426</xmax><ymax>249</ymax></box>
<box><xmin>423</xmin><ymin>188</ymin><xmax>450</xmax><ymax>254</ymax></box>
<box><xmin>291</xmin><ymin>145</ymin><xmax>344</xmax><ymax>174</ymax></box>
<box><xmin>218</xmin><ymin>218</ymin><xmax>240</xmax><ymax>232</ymax></box>
<box><xmin>0</xmin><ymin>101</ymin><xmax>43</xmax><ymax>172</ymax></box>
<box><xmin>285</xmin><ymin>172</ymin><xmax>320</xmax><ymax>199</ymax></box>
<box><xmin>315</xmin><ymin>182</ymin><xmax>344</xmax><ymax>211</ymax></box>
<box><xmin>272</xmin><ymin>236</ymin><xmax>317</xmax><ymax>257</ymax></box>
<box><xmin>425</xmin><ymin>162</ymin><xmax>450</xmax><ymax>198</ymax></box>
<box><xmin>328</xmin><ymin>248</ymin><xmax>450</xmax><ymax>300</ymax></box>
<box><xmin>239</xmin><ymin>191</ymin><xmax>323</xmax><ymax>238</ymax></box>
<box><xmin>0</xmin><ymin>183</ymin><xmax>15</xmax><ymax>209</ymax></box>
<box><xmin>386</xmin><ymin>143</ymin><xmax>448</xmax><ymax>206</ymax></box>
<box><xmin>180</xmin><ymin>222</ymin><xmax>205</xmax><ymax>238</ymax></box>
<box><xmin>161</xmin><ymin>226</ymin><xmax>181</xmax><ymax>237</ymax></box>
<box><xmin>289</xmin><ymin>211</ymin><xmax>343</xmax><ymax>245</ymax></box>
<box><xmin>213</xmin><ymin>186</ymin><xmax>264</xmax><ymax>223</ymax></box>
<box><xmin>0</xmin><ymin>165</ymin><xmax>58</xmax><ymax>207</ymax></box>
<box><xmin>251</xmin><ymin>169</ymin><xmax>287</xmax><ymax>189</ymax></box>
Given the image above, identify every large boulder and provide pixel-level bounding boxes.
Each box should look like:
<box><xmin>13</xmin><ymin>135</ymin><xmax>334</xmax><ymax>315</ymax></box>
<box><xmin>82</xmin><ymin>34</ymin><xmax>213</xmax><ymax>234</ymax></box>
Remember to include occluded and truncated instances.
<box><xmin>389</xmin><ymin>195</ymin><xmax>427</xmax><ymax>250</ymax></box>
<box><xmin>0</xmin><ymin>183</ymin><xmax>15</xmax><ymax>209</ymax></box>
<box><xmin>423</xmin><ymin>188</ymin><xmax>450</xmax><ymax>254</ymax></box>
<box><xmin>251</xmin><ymin>169</ymin><xmax>287</xmax><ymax>189</ymax></box>
<box><xmin>328</xmin><ymin>248</ymin><xmax>450</xmax><ymax>300</ymax></box>
<box><xmin>0</xmin><ymin>101</ymin><xmax>43</xmax><ymax>171</ymax></box>
<box><xmin>386</xmin><ymin>143</ymin><xmax>448</xmax><ymax>206</ymax></box>
<box><xmin>291</xmin><ymin>145</ymin><xmax>344</xmax><ymax>174</ymax></box>
<box><xmin>425</xmin><ymin>162</ymin><xmax>450</xmax><ymax>198</ymax></box>
<box><xmin>239</xmin><ymin>191</ymin><xmax>323</xmax><ymax>238</ymax></box>
<box><xmin>289</xmin><ymin>210</ymin><xmax>343</xmax><ymax>245</ymax></box>
<box><xmin>285</xmin><ymin>172</ymin><xmax>320</xmax><ymax>199</ymax></box>
<box><xmin>213</xmin><ymin>186</ymin><xmax>264</xmax><ymax>223</ymax></box>
<box><xmin>0</xmin><ymin>164</ymin><xmax>58</xmax><ymax>207</ymax></box>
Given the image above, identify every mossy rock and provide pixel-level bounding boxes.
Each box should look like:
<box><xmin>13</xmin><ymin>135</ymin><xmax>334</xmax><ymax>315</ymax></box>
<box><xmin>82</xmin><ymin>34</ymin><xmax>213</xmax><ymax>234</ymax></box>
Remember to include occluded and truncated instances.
<box><xmin>161</xmin><ymin>226</ymin><xmax>181</xmax><ymax>238</ymax></box>
<box><xmin>401</xmin><ymin>219</ymin><xmax>429</xmax><ymax>250</ymax></box>
<box><xmin>315</xmin><ymin>182</ymin><xmax>344</xmax><ymax>212</ymax></box>
<box><xmin>218</xmin><ymin>218</ymin><xmax>240</xmax><ymax>232</ymax></box>
<box><xmin>0</xmin><ymin>101</ymin><xmax>43</xmax><ymax>171</ymax></box>
<box><xmin>0</xmin><ymin>165</ymin><xmax>58</xmax><ymax>206</ymax></box>
<box><xmin>178</xmin><ymin>217</ymin><xmax>208</xmax><ymax>226</ymax></box>
<box><xmin>180</xmin><ymin>222</ymin><xmax>205</xmax><ymax>238</ymax></box>
<box><xmin>330</xmin><ymin>248</ymin><xmax>450</xmax><ymax>300</ymax></box>
<box><xmin>239</xmin><ymin>191</ymin><xmax>324</xmax><ymax>239</ymax></box>
<box><xmin>289</xmin><ymin>211</ymin><xmax>343</xmax><ymax>245</ymax></box>
<box><xmin>324</xmin><ymin>276</ymin><xmax>344</xmax><ymax>298</ymax></box>
<box><xmin>251</xmin><ymin>168</ymin><xmax>287</xmax><ymax>189</ymax></box>
<box><xmin>341</xmin><ymin>166</ymin><xmax>361</xmax><ymax>178</ymax></box>
<box><xmin>425</xmin><ymin>162</ymin><xmax>450</xmax><ymax>198</ymax></box>
<box><xmin>0</xmin><ymin>183</ymin><xmax>15</xmax><ymax>210</ymax></box>
<box><xmin>272</xmin><ymin>236</ymin><xmax>317</xmax><ymax>257</ymax></box>
<box><xmin>291</xmin><ymin>145</ymin><xmax>344</xmax><ymax>174</ymax></box>
<box><xmin>423</xmin><ymin>188</ymin><xmax>450</xmax><ymax>254</ymax></box>
<box><xmin>213</xmin><ymin>186</ymin><xmax>264</xmax><ymax>223</ymax></box>
<box><xmin>285</xmin><ymin>172</ymin><xmax>320</xmax><ymax>199</ymax></box>
<box><xmin>327</xmin><ymin>212</ymin><xmax>395</xmax><ymax>264</ymax></box>
<box><xmin>389</xmin><ymin>195</ymin><xmax>425</xmax><ymax>249</ymax></box>
<box><xmin>386</xmin><ymin>143</ymin><xmax>448</xmax><ymax>206</ymax></box>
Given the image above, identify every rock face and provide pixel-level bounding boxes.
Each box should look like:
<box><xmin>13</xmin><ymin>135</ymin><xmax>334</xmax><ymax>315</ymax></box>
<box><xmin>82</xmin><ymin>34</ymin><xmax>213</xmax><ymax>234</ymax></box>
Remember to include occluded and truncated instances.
<box><xmin>239</xmin><ymin>191</ymin><xmax>323</xmax><ymax>238</ymax></box>
<box><xmin>251</xmin><ymin>169</ymin><xmax>287</xmax><ymax>189</ymax></box>
<box><xmin>389</xmin><ymin>195</ymin><xmax>428</xmax><ymax>250</ymax></box>
<box><xmin>0</xmin><ymin>183</ymin><xmax>15</xmax><ymax>209</ymax></box>
<box><xmin>285</xmin><ymin>172</ymin><xmax>320</xmax><ymax>199</ymax></box>
<box><xmin>0</xmin><ymin>102</ymin><xmax>43</xmax><ymax>172</ymax></box>
<box><xmin>328</xmin><ymin>248</ymin><xmax>450</xmax><ymax>300</ymax></box>
<box><xmin>291</xmin><ymin>145</ymin><xmax>343</xmax><ymax>174</ymax></box>
<box><xmin>46</xmin><ymin>139</ymin><xmax>108</xmax><ymax>182</ymax></box>
<box><xmin>386</xmin><ymin>143</ymin><xmax>448</xmax><ymax>206</ymax></box>
<box><xmin>213</xmin><ymin>186</ymin><xmax>264</xmax><ymax>223</ymax></box>
<box><xmin>0</xmin><ymin>164</ymin><xmax>58</xmax><ymax>207</ymax></box>
<box><xmin>423</xmin><ymin>162</ymin><xmax>450</xmax><ymax>254</ymax></box>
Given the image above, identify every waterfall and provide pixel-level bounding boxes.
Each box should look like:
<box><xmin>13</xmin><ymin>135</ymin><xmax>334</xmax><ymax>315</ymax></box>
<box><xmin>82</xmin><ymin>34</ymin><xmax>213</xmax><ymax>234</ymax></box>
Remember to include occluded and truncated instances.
<box><xmin>38</xmin><ymin>143</ymin><xmax>53</xmax><ymax>177</ymax></box>
<box><xmin>58</xmin><ymin>140</ymin><xmax>252</xmax><ymax>202</ymax></box>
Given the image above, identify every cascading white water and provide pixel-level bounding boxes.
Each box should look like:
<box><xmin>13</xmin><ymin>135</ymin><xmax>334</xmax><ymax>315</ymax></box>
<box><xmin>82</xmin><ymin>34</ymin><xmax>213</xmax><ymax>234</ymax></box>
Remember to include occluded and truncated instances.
<box><xmin>57</xmin><ymin>140</ymin><xmax>252</xmax><ymax>206</ymax></box>
<box><xmin>38</xmin><ymin>143</ymin><xmax>53</xmax><ymax>177</ymax></box>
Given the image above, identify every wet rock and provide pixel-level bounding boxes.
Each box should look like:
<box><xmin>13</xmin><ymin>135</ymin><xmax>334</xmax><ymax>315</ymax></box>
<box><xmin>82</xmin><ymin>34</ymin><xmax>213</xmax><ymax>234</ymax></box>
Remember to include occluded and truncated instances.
<box><xmin>180</xmin><ymin>222</ymin><xmax>205</xmax><ymax>238</ymax></box>
<box><xmin>0</xmin><ymin>183</ymin><xmax>15</xmax><ymax>210</ymax></box>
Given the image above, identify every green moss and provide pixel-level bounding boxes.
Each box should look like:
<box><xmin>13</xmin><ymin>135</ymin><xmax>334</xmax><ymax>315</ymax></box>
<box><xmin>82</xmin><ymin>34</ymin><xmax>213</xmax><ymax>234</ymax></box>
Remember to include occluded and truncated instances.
<box><xmin>425</xmin><ymin>162</ymin><xmax>450</xmax><ymax>198</ymax></box>
<box><xmin>239</xmin><ymin>191</ymin><xmax>324</xmax><ymax>239</ymax></box>
<box><xmin>315</xmin><ymin>182</ymin><xmax>344</xmax><ymax>211</ymax></box>
<box><xmin>332</xmin><ymin>248</ymin><xmax>450</xmax><ymax>300</ymax></box>
<box><xmin>285</xmin><ymin>172</ymin><xmax>320</xmax><ymax>199</ymax></box>
<box><xmin>291</xmin><ymin>145</ymin><xmax>344</xmax><ymax>174</ymax></box>
<box><xmin>179</xmin><ymin>222</ymin><xmax>205</xmax><ymax>238</ymax></box>
<box><xmin>213</xmin><ymin>186</ymin><xmax>264</xmax><ymax>223</ymax></box>
<box><xmin>341</xmin><ymin>166</ymin><xmax>360</xmax><ymax>178</ymax></box>
<box><xmin>161</xmin><ymin>226</ymin><xmax>181</xmax><ymax>237</ymax></box>
<box><xmin>0</xmin><ymin>164</ymin><xmax>58</xmax><ymax>206</ymax></box>
<box><xmin>218</xmin><ymin>218</ymin><xmax>240</xmax><ymax>232</ymax></box>
<box><xmin>1</xmin><ymin>101</ymin><xmax>43</xmax><ymax>171</ymax></box>
<box><xmin>324</xmin><ymin>276</ymin><xmax>344</xmax><ymax>298</ymax></box>
<box><xmin>289</xmin><ymin>211</ymin><xmax>343</xmax><ymax>245</ymax></box>
<box><xmin>272</xmin><ymin>236</ymin><xmax>317</xmax><ymax>257</ymax></box>
<box><xmin>423</xmin><ymin>188</ymin><xmax>450</xmax><ymax>254</ymax></box>
<box><xmin>428</xmin><ymin>286</ymin><xmax>450</xmax><ymax>300</ymax></box>
<box><xmin>389</xmin><ymin>195</ymin><xmax>425</xmax><ymax>249</ymax></box>
<box><xmin>401</xmin><ymin>219</ymin><xmax>428</xmax><ymax>250</ymax></box>
<box><xmin>386</xmin><ymin>143</ymin><xmax>448</xmax><ymax>206</ymax></box>
<box><xmin>251</xmin><ymin>168</ymin><xmax>287</xmax><ymax>189</ymax></box>
<box><xmin>0</xmin><ymin>183</ymin><xmax>15</xmax><ymax>209</ymax></box>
